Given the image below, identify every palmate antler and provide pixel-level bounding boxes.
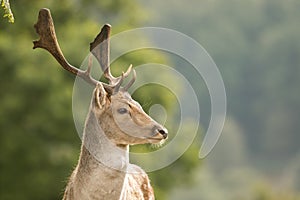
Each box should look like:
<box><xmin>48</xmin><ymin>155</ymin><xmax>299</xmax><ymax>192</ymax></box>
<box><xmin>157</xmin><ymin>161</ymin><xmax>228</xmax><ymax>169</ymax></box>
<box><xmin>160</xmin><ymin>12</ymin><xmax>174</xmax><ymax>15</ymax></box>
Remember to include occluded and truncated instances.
<box><xmin>33</xmin><ymin>8</ymin><xmax>136</xmax><ymax>94</ymax></box>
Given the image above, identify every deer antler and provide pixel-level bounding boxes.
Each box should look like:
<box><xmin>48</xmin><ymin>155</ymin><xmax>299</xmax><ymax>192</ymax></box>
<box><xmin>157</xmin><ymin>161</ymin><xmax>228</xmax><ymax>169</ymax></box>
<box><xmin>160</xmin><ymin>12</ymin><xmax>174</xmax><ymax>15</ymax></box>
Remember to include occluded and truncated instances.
<box><xmin>33</xmin><ymin>8</ymin><xmax>101</xmax><ymax>87</ymax></box>
<box><xmin>90</xmin><ymin>23</ymin><xmax>136</xmax><ymax>91</ymax></box>
<box><xmin>33</xmin><ymin>8</ymin><xmax>135</xmax><ymax>93</ymax></box>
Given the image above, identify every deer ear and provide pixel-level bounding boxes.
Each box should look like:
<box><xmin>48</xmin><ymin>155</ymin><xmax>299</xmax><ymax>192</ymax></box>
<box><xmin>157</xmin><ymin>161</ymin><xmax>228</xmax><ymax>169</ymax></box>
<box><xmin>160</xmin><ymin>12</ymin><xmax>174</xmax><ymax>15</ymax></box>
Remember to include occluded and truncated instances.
<box><xmin>93</xmin><ymin>83</ymin><xmax>107</xmax><ymax>109</ymax></box>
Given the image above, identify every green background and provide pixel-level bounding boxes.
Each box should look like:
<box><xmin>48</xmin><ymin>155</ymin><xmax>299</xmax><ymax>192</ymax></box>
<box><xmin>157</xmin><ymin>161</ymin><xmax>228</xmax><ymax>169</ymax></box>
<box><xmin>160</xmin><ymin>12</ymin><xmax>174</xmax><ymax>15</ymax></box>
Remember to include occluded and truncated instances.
<box><xmin>1</xmin><ymin>0</ymin><xmax>300</xmax><ymax>199</ymax></box>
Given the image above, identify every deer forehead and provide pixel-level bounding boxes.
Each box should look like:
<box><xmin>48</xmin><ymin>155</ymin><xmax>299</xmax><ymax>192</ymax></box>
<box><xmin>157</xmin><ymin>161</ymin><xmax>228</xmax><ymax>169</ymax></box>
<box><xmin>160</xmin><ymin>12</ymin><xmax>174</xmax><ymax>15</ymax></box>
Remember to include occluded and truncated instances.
<box><xmin>110</xmin><ymin>92</ymin><xmax>144</xmax><ymax>114</ymax></box>
<box><xmin>111</xmin><ymin>92</ymin><xmax>137</xmax><ymax>105</ymax></box>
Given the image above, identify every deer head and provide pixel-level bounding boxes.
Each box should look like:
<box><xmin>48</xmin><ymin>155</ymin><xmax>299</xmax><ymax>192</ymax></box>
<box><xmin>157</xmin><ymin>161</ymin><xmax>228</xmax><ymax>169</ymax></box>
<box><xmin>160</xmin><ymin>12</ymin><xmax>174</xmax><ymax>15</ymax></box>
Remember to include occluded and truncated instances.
<box><xmin>33</xmin><ymin>8</ymin><xmax>168</xmax><ymax>147</ymax></box>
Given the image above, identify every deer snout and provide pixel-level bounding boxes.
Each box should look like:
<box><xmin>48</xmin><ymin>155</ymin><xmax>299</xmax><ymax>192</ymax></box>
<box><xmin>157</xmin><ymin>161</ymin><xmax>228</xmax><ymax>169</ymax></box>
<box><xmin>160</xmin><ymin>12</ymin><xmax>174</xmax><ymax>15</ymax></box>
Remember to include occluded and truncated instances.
<box><xmin>155</xmin><ymin>127</ymin><xmax>168</xmax><ymax>139</ymax></box>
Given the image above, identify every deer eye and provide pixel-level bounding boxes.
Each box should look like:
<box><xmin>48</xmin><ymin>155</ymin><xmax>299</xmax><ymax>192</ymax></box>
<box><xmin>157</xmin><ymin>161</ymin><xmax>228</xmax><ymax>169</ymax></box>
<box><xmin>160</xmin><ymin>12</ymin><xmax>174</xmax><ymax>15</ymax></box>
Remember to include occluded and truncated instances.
<box><xmin>117</xmin><ymin>108</ymin><xmax>128</xmax><ymax>114</ymax></box>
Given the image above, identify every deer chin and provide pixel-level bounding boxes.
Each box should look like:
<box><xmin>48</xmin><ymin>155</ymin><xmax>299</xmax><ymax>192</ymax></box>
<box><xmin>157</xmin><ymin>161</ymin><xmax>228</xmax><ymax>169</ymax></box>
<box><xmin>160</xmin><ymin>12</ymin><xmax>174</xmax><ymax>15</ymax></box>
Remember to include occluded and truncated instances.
<box><xmin>144</xmin><ymin>135</ymin><xmax>167</xmax><ymax>144</ymax></box>
<box><xmin>148</xmin><ymin>138</ymin><xmax>167</xmax><ymax>148</ymax></box>
<box><xmin>148</xmin><ymin>139</ymin><xmax>166</xmax><ymax>145</ymax></box>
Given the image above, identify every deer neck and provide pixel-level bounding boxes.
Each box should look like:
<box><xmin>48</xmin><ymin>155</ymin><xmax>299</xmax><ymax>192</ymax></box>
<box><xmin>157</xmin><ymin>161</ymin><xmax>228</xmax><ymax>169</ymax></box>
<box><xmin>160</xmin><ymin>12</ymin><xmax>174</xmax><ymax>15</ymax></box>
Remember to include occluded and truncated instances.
<box><xmin>80</xmin><ymin>110</ymin><xmax>129</xmax><ymax>171</ymax></box>
<box><xmin>70</xmin><ymin>111</ymin><xmax>129</xmax><ymax>198</ymax></box>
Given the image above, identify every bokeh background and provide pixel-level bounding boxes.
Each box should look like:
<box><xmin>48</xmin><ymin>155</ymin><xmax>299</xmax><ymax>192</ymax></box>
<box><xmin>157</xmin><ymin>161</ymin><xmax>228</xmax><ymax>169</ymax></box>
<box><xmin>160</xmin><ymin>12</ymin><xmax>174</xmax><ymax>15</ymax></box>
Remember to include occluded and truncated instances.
<box><xmin>1</xmin><ymin>0</ymin><xmax>300</xmax><ymax>199</ymax></box>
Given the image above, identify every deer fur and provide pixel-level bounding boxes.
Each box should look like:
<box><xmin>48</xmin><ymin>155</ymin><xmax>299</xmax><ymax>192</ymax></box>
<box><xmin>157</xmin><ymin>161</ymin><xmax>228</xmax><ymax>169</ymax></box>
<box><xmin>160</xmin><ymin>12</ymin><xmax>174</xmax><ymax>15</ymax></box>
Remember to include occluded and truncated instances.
<box><xmin>63</xmin><ymin>84</ymin><xmax>167</xmax><ymax>200</ymax></box>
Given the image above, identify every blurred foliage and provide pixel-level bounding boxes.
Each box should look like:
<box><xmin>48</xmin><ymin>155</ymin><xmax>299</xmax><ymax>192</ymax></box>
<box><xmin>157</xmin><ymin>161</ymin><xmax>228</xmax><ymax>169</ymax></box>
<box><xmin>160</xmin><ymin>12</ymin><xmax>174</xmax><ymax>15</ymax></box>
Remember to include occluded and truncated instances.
<box><xmin>252</xmin><ymin>183</ymin><xmax>300</xmax><ymax>200</ymax></box>
<box><xmin>144</xmin><ymin>0</ymin><xmax>300</xmax><ymax>199</ymax></box>
<box><xmin>0</xmin><ymin>0</ymin><xmax>200</xmax><ymax>200</ymax></box>
<box><xmin>2</xmin><ymin>0</ymin><xmax>300</xmax><ymax>200</ymax></box>
<box><xmin>1</xmin><ymin>0</ymin><xmax>14</xmax><ymax>23</ymax></box>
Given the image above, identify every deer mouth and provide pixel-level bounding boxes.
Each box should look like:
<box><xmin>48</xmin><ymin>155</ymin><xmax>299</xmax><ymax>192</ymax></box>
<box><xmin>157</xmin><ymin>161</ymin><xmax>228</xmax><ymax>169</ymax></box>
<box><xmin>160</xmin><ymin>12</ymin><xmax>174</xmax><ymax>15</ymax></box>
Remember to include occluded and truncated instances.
<box><xmin>145</xmin><ymin>131</ymin><xmax>168</xmax><ymax>143</ymax></box>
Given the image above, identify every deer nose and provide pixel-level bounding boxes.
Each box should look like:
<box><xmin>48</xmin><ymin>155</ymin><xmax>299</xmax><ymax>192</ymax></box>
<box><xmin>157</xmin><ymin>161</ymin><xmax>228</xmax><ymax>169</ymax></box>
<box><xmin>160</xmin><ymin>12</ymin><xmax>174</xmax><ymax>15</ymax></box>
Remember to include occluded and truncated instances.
<box><xmin>158</xmin><ymin>128</ymin><xmax>168</xmax><ymax>139</ymax></box>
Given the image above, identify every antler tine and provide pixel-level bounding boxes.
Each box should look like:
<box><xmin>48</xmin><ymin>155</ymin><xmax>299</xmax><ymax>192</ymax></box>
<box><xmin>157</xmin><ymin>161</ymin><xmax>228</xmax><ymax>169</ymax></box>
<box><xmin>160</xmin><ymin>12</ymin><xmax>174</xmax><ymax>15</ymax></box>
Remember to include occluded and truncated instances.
<box><xmin>86</xmin><ymin>54</ymin><xmax>93</xmax><ymax>74</ymax></box>
<box><xmin>33</xmin><ymin>8</ymin><xmax>103</xmax><ymax>87</ymax></box>
<box><xmin>113</xmin><ymin>72</ymin><xmax>125</xmax><ymax>93</ymax></box>
<box><xmin>123</xmin><ymin>68</ymin><xmax>136</xmax><ymax>91</ymax></box>
<box><xmin>90</xmin><ymin>24</ymin><xmax>119</xmax><ymax>84</ymax></box>
<box><xmin>123</xmin><ymin>64</ymin><xmax>133</xmax><ymax>77</ymax></box>
<box><xmin>112</xmin><ymin>64</ymin><xmax>135</xmax><ymax>92</ymax></box>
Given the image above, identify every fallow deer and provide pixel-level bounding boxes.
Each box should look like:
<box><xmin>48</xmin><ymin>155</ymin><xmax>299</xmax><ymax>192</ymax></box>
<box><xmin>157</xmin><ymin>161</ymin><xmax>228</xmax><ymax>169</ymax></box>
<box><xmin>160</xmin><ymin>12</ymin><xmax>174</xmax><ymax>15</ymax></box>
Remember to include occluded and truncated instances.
<box><xmin>33</xmin><ymin>8</ymin><xmax>168</xmax><ymax>200</ymax></box>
